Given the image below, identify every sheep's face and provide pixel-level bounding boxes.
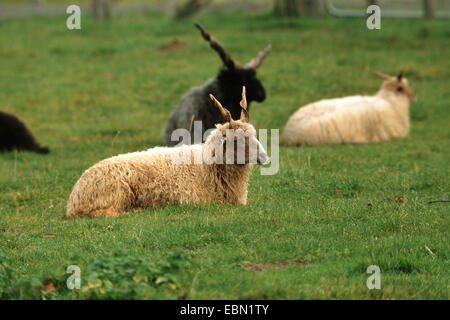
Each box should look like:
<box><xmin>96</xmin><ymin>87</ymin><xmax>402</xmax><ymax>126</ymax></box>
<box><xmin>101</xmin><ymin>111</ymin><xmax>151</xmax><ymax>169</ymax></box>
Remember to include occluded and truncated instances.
<box><xmin>206</xmin><ymin>87</ymin><xmax>269</xmax><ymax>165</ymax></box>
<box><xmin>382</xmin><ymin>77</ymin><xmax>416</xmax><ymax>102</ymax></box>
<box><xmin>208</xmin><ymin>121</ymin><xmax>268</xmax><ymax>165</ymax></box>
<box><xmin>368</xmin><ymin>67</ymin><xmax>416</xmax><ymax>102</ymax></box>
<box><xmin>219</xmin><ymin>68</ymin><xmax>266</xmax><ymax>103</ymax></box>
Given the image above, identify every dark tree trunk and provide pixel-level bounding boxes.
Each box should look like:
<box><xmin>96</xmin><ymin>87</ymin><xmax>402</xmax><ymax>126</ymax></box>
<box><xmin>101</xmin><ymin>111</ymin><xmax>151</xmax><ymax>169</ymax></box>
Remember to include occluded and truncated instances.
<box><xmin>274</xmin><ymin>0</ymin><xmax>300</xmax><ymax>16</ymax></box>
<box><xmin>303</xmin><ymin>0</ymin><xmax>324</xmax><ymax>17</ymax></box>
<box><xmin>274</xmin><ymin>0</ymin><xmax>323</xmax><ymax>17</ymax></box>
<box><xmin>93</xmin><ymin>0</ymin><xmax>111</xmax><ymax>21</ymax></box>
<box><xmin>423</xmin><ymin>0</ymin><xmax>435</xmax><ymax>18</ymax></box>
<box><xmin>175</xmin><ymin>0</ymin><xmax>212</xmax><ymax>19</ymax></box>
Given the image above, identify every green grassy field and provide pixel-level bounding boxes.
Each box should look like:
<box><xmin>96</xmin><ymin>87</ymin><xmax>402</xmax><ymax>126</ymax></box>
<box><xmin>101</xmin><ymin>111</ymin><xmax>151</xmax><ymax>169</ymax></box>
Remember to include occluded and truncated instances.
<box><xmin>0</xmin><ymin>11</ymin><xmax>449</xmax><ymax>299</ymax></box>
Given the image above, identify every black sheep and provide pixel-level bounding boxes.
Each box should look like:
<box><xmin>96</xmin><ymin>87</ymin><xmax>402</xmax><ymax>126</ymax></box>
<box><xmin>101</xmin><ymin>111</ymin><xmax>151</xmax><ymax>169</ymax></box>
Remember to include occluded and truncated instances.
<box><xmin>0</xmin><ymin>111</ymin><xmax>49</xmax><ymax>154</ymax></box>
<box><xmin>163</xmin><ymin>23</ymin><xmax>271</xmax><ymax>145</ymax></box>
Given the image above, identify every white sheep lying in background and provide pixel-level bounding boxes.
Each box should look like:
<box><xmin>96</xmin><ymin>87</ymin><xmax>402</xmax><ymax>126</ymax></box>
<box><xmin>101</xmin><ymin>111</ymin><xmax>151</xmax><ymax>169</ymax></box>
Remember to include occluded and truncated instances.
<box><xmin>281</xmin><ymin>68</ymin><xmax>416</xmax><ymax>146</ymax></box>
<box><xmin>67</xmin><ymin>87</ymin><xmax>268</xmax><ymax>217</ymax></box>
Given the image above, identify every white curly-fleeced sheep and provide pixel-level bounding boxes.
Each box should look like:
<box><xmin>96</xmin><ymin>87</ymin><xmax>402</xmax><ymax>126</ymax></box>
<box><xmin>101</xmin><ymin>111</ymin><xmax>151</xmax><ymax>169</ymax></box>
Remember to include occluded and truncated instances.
<box><xmin>281</xmin><ymin>68</ymin><xmax>416</xmax><ymax>146</ymax></box>
<box><xmin>67</xmin><ymin>87</ymin><xmax>268</xmax><ymax>217</ymax></box>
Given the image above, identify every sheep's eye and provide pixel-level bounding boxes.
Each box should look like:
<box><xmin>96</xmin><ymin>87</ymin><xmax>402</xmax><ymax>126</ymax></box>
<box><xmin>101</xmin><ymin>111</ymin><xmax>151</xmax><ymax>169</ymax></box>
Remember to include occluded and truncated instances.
<box><xmin>397</xmin><ymin>87</ymin><xmax>403</xmax><ymax>92</ymax></box>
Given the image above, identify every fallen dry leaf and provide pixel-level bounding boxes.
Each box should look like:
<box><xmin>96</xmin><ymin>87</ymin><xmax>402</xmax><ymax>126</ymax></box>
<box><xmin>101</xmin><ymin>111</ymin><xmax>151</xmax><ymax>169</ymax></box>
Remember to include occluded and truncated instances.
<box><xmin>332</xmin><ymin>189</ymin><xmax>342</xmax><ymax>195</ymax></box>
<box><xmin>424</xmin><ymin>245</ymin><xmax>436</xmax><ymax>259</ymax></box>
<box><xmin>394</xmin><ymin>197</ymin><xmax>407</xmax><ymax>203</ymax></box>
<box><xmin>8</xmin><ymin>226</ymin><xmax>26</xmax><ymax>234</ymax></box>
<box><xmin>41</xmin><ymin>278</ymin><xmax>56</xmax><ymax>293</ymax></box>
<box><xmin>42</xmin><ymin>234</ymin><xmax>56</xmax><ymax>238</ymax></box>
<box><xmin>158</xmin><ymin>38</ymin><xmax>187</xmax><ymax>51</ymax></box>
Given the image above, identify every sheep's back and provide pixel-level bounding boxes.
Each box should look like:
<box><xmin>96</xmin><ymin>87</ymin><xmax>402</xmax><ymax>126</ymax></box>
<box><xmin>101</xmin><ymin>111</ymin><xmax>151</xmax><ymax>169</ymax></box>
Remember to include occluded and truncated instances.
<box><xmin>73</xmin><ymin>145</ymin><xmax>207</xmax><ymax>210</ymax></box>
<box><xmin>163</xmin><ymin>79</ymin><xmax>222</xmax><ymax>145</ymax></box>
<box><xmin>281</xmin><ymin>95</ymin><xmax>401</xmax><ymax>146</ymax></box>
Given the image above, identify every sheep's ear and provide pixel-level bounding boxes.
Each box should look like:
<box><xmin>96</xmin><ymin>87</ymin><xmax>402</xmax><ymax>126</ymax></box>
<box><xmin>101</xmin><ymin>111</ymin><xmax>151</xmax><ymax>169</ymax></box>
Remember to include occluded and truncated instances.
<box><xmin>397</xmin><ymin>68</ymin><xmax>404</xmax><ymax>80</ymax></box>
<box><xmin>240</xmin><ymin>86</ymin><xmax>250</xmax><ymax>123</ymax></box>
<box><xmin>244</xmin><ymin>44</ymin><xmax>272</xmax><ymax>69</ymax></box>
<box><xmin>365</xmin><ymin>66</ymin><xmax>391</xmax><ymax>80</ymax></box>
<box><xmin>209</xmin><ymin>94</ymin><xmax>233</xmax><ymax>123</ymax></box>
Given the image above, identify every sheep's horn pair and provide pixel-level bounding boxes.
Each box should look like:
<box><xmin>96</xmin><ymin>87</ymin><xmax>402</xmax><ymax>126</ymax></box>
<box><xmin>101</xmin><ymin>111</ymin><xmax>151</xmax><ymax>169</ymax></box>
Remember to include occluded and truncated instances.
<box><xmin>196</xmin><ymin>23</ymin><xmax>271</xmax><ymax>70</ymax></box>
<box><xmin>209</xmin><ymin>86</ymin><xmax>249</xmax><ymax>123</ymax></box>
<box><xmin>366</xmin><ymin>66</ymin><xmax>406</xmax><ymax>81</ymax></box>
